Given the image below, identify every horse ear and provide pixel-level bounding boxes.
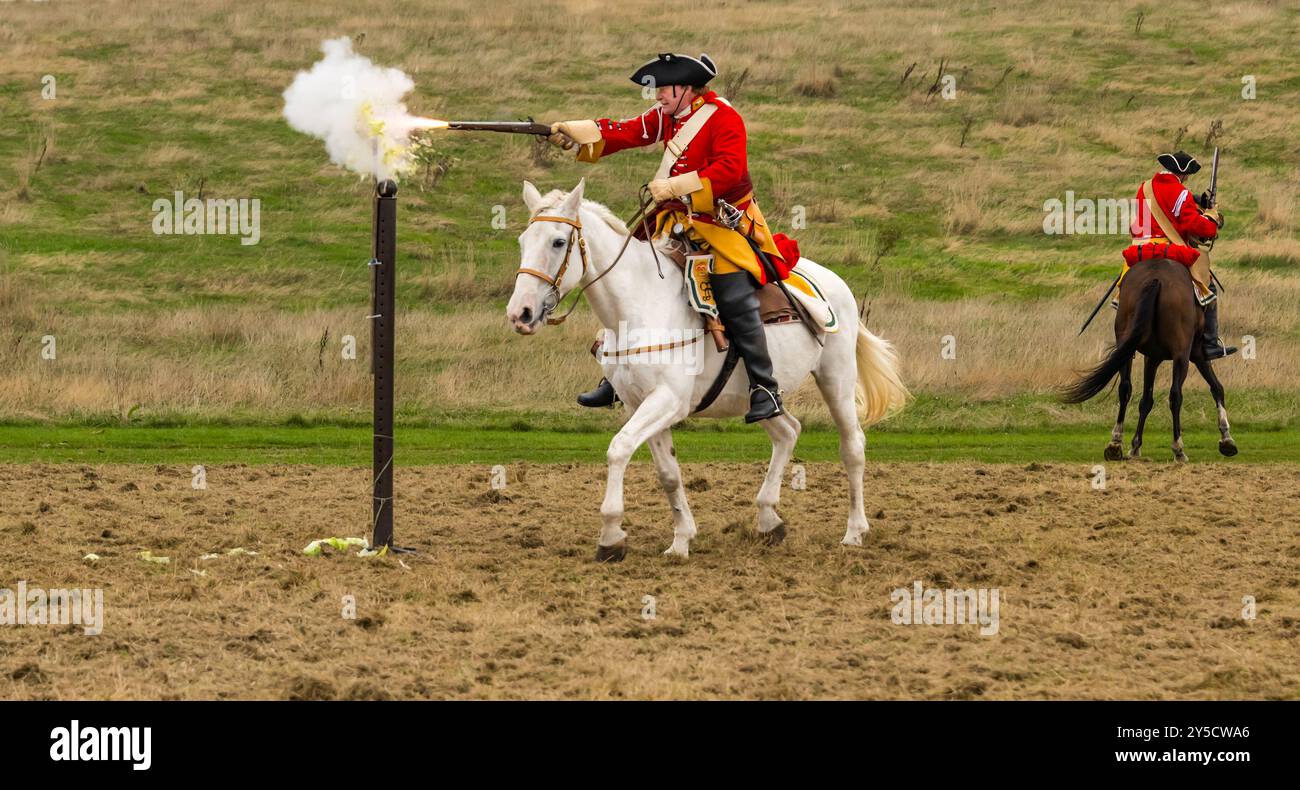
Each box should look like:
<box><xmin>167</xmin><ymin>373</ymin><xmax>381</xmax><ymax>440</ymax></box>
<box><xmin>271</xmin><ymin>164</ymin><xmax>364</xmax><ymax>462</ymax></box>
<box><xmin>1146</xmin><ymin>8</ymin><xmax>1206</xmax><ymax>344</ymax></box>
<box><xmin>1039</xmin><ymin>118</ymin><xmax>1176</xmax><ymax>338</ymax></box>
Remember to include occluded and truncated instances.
<box><xmin>521</xmin><ymin>180</ymin><xmax>544</xmax><ymax>214</ymax></box>
<box><xmin>560</xmin><ymin>177</ymin><xmax>585</xmax><ymax>217</ymax></box>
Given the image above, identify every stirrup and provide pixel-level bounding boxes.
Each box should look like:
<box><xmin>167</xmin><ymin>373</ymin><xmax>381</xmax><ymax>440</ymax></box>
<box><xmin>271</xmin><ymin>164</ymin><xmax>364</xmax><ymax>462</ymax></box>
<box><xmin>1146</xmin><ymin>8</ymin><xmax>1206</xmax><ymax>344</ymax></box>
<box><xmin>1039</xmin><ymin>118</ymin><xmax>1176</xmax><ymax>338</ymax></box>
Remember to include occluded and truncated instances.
<box><xmin>1197</xmin><ymin>290</ymin><xmax>1217</xmax><ymax>307</ymax></box>
<box><xmin>745</xmin><ymin>384</ymin><xmax>784</xmax><ymax>423</ymax></box>
<box><xmin>1203</xmin><ymin>340</ymin><xmax>1237</xmax><ymax>360</ymax></box>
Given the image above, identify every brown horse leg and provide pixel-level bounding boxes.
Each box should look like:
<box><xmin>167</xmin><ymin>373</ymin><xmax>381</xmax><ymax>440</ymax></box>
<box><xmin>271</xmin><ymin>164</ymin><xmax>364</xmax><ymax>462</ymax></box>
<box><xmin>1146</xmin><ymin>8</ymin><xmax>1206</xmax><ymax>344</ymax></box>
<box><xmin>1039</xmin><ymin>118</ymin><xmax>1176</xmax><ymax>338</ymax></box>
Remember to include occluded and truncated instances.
<box><xmin>1106</xmin><ymin>358</ymin><xmax>1134</xmax><ymax>461</ymax></box>
<box><xmin>1169</xmin><ymin>356</ymin><xmax>1190</xmax><ymax>462</ymax></box>
<box><xmin>1130</xmin><ymin>355</ymin><xmax>1158</xmax><ymax>459</ymax></box>
<box><xmin>1195</xmin><ymin>358</ymin><xmax>1238</xmax><ymax>456</ymax></box>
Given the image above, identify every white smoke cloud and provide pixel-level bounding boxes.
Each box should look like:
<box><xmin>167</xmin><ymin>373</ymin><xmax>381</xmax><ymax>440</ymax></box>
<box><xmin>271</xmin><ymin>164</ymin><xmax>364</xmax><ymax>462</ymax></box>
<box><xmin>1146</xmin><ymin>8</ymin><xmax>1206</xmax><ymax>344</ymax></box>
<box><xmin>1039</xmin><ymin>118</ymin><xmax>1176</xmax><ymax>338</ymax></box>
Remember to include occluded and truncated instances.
<box><xmin>282</xmin><ymin>37</ymin><xmax>443</xmax><ymax>181</ymax></box>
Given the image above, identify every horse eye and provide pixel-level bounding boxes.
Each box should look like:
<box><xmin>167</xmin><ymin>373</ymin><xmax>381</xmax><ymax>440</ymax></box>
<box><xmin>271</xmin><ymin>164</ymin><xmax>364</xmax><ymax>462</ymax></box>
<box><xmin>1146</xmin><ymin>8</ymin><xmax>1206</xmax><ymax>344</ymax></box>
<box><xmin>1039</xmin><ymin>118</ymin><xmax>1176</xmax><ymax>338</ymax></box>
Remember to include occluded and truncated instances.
<box><xmin>552</xmin><ymin>238</ymin><xmax>567</xmax><ymax>249</ymax></box>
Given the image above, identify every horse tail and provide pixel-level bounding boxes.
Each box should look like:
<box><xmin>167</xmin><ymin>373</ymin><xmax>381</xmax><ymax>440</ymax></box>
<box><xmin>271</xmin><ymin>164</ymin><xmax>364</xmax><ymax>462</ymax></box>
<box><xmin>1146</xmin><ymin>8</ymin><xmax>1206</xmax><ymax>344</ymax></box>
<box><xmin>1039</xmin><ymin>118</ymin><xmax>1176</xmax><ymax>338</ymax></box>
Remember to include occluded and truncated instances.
<box><xmin>855</xmin><ymin>321</ymin><xmax>909</xmax><ymax>425</ymax></box>
<box><xmin>1062</xmin><ymin>278</ymin><xmax>1160</xmax><ymax>404</ymax></box>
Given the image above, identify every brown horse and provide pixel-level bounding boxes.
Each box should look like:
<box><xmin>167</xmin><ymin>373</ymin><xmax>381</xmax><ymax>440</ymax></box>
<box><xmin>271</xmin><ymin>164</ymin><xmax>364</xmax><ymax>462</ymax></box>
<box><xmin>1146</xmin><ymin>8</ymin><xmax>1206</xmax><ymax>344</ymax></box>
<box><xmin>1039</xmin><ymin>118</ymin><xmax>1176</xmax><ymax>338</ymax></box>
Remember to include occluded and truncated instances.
<box><xmin>1063</xmin><ymin>259</ymin><xmax>1237</xmax><ymax>462</ymax></box>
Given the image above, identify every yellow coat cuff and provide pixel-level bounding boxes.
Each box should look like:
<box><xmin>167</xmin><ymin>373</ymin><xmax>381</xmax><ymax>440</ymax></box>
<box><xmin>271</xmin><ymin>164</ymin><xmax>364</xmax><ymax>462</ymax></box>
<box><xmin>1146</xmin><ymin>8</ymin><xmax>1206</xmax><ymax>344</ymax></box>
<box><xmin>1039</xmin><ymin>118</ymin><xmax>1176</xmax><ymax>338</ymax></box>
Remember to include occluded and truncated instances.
<box><xmin>686</xmin><ymin>175</ymin><xmax>713</xmax><ymax>213</ymax></box>
<box><xmin>575</xmin><ymin>138</ymin><xmax>606</xmax><ymax>163</ymax></box>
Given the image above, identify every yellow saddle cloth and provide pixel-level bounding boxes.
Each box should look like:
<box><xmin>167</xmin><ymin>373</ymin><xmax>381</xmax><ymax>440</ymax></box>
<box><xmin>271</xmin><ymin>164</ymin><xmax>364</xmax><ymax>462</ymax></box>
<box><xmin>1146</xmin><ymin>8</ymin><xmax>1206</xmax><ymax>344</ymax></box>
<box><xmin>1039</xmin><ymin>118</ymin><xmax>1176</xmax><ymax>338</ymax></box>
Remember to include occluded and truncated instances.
<box><xmin>685</xmin><ymin>254</ymin><xmax>839</xmax><ymax>334</ymax></box>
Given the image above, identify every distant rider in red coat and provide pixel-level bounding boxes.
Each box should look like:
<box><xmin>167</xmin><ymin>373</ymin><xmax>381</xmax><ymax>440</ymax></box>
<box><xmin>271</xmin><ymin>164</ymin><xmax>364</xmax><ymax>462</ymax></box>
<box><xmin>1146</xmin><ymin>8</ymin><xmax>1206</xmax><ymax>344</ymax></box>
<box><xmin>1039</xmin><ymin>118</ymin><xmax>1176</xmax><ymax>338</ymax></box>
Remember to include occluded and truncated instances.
<box><xmin>1121</xmin><ymin>150</ymin><xmax>1232</xmax><ymax>359</ymax></box>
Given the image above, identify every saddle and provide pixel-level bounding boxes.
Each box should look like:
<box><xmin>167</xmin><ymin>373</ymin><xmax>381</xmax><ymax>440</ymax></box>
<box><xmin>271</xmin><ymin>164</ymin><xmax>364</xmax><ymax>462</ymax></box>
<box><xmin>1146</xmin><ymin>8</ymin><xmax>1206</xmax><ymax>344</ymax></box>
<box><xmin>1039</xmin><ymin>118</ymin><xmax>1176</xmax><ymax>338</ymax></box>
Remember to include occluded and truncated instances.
<box><xmin>665</xmin><ymin>245</ymin><xmax>838</xmax><ymax>351</ymax></box>
<box><xmin>663</xmin><ymin>247</ymin><xmax>798</xmax><ymax>322</ymax></box>
<box><xmin>757</xmin><ymin>283</ymin><xmax>800</xmax><ymax>324</ymax></box>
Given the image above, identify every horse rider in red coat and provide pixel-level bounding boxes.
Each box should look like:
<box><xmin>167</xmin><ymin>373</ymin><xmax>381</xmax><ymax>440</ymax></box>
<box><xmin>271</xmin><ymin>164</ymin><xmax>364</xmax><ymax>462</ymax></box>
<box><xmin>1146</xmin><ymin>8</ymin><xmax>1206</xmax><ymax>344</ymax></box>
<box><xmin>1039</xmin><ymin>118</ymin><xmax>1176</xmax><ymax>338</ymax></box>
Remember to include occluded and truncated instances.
<box><xmin>1121</xmin><ymin>150</ymin><xmax>1234</xmax><ymax>359</ymax></box>
<box><xmin>547</xmin><ymin>53</ymin><xmax>795</xmax><ymax>423</ymax></box>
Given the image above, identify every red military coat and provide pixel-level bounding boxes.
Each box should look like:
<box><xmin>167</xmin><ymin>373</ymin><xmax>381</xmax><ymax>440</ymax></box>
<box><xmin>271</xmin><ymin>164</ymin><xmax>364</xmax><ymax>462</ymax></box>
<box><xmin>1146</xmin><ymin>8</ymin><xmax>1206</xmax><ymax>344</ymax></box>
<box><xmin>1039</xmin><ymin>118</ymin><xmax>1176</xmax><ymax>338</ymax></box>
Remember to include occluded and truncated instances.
<box><xmin>578</xmin><ymin>90</ymin><xmax>754</xmax><ymax>209</ymax></box>
<box><xmin>1123</xmin><ymin>171</ymin><xmax>1219</xmax><ymax>267</ymax></box>
<box><xmin>576</xmin><ymin>90</ymin><xmax>799</xmax><ymax>278</ymax></box>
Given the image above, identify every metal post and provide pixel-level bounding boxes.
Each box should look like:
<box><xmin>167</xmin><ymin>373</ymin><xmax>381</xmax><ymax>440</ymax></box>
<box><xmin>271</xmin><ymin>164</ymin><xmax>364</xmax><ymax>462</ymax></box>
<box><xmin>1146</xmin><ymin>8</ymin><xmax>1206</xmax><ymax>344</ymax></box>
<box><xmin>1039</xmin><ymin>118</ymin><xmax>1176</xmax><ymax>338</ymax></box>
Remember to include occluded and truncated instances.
<box><xmin>370</xmin><ymin>179</ymin><xmax>397</xmax><ymax>548</ymax></box>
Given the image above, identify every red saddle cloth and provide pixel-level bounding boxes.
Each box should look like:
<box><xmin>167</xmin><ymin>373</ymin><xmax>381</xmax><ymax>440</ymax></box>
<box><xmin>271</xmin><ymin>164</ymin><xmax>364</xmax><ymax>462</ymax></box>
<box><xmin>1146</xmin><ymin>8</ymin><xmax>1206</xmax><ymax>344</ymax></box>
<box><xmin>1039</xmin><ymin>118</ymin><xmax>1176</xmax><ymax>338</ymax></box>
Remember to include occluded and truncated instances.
<box><xmin>771</xmin><ymin>233</ymin><xmax>801</xmax><ymax>279</ymax></box>
<box><xmin>636</xmin><ymin>225</ymin><xmax>803</xmax><ymax>280</ymax></box>
<box><xmin>1121</xmin><ymin>242</ymin><xmax>1199</xmax><ymax>267</ymax></box>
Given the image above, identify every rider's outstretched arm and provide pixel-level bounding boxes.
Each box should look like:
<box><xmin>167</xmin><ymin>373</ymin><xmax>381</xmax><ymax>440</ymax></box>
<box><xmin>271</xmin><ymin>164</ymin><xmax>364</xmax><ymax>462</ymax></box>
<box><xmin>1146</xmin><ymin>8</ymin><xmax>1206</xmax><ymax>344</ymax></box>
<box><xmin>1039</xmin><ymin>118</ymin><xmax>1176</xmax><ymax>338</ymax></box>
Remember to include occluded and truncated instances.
<box><xmin>551</xmin><ymin>106</ymin><xmax>665</xmax><ymax>163</ymax></box>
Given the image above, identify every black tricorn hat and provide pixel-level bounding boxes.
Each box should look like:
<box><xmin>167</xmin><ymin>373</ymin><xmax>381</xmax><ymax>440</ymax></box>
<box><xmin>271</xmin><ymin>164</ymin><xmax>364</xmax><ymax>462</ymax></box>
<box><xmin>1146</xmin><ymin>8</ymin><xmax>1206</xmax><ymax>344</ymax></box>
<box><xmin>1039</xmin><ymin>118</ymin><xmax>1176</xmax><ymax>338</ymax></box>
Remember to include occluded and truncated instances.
<box><xmin>1157</xmin><ymin>150</ymin><xmax>1201</xmax><ymax>175</ymax></box>
<box><xmin>629</xmin><ymin>53</ymin><xmax>717</xmax><ymax>88</ymax></box>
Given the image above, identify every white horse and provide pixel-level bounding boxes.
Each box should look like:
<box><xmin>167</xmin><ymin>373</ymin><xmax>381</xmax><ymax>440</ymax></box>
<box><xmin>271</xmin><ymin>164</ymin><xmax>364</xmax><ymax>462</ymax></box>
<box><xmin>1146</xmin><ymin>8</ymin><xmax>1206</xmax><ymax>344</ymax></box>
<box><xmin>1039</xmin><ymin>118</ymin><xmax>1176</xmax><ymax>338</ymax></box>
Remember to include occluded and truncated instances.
<box><xmin>506</xmin><ymin>178</ymin><xmax>908</xmax><ymax>561</ymax></box>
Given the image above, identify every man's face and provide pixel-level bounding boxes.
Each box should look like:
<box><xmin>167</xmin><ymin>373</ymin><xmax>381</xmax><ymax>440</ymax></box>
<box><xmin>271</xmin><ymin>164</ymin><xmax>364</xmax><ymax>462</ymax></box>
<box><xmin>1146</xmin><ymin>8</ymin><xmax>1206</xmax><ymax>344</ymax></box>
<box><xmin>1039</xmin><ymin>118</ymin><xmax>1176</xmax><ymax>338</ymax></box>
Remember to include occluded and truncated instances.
<box><xmin>655</xmin><ymin>84</ymin><xmax>695</xmax><ymax>113</ymax></box>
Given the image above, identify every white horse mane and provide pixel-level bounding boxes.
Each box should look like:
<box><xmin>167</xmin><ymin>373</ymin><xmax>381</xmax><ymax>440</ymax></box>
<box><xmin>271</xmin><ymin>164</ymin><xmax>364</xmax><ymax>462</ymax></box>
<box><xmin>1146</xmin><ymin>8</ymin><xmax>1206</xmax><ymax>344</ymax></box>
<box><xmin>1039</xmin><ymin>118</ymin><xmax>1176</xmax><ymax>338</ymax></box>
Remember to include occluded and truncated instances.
<box><xmin>531</xmin><ymin>189</ymin><xmax>628</xmax><ymax>233</ymax></box>
<box><xmin>531</xmin><ymin>190</ymin><xmax>673</xmax><ymax>253</ymax></box>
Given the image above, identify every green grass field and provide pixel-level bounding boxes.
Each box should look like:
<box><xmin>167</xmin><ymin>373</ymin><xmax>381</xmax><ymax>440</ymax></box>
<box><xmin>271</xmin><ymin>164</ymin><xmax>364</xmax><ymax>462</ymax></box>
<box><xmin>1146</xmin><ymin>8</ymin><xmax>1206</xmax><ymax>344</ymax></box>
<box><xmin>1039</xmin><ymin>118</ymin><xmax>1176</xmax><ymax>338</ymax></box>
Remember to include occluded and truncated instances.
<box><xmin>3</xmin><ymin>416</ymin><xmax>1296</xmax><ymax>465</ymax></box>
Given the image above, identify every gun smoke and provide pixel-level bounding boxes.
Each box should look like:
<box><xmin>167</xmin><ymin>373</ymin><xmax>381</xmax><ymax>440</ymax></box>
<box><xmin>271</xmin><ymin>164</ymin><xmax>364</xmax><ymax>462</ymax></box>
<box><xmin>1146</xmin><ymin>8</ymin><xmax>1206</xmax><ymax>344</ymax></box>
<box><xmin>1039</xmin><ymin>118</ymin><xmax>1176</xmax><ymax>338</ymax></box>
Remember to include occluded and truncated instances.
<box><xmin>282</xmin><ymin>36</ymin><xmax>444</xmax><ymax>181</ymax></box>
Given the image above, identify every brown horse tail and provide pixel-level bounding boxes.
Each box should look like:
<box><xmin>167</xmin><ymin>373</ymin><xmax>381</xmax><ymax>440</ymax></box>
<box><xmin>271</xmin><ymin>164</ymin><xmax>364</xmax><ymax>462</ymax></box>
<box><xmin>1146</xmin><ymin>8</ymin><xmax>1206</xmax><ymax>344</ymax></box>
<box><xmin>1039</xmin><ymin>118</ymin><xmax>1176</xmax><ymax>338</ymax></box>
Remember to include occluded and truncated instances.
<box><xmin>1062</xmin><ymin>278</ymin><xmax>1161</xmax><ymax>404</ymax></box>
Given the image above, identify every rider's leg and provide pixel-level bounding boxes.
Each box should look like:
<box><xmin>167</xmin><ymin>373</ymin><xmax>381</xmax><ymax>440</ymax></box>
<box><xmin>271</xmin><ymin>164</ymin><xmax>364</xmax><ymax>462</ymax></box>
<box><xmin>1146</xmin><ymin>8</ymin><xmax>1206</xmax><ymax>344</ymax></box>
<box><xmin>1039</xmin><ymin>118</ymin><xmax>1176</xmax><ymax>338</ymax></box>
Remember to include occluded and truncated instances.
<box><xmin>1201</xmin><ymin>280</ymin><xmax>1237</xmax><ymax>360</ymax></box>
<box><xmin>710</xmin><ymin>270</ymin><xmax>783</xmax><ymax>423</ymax></box>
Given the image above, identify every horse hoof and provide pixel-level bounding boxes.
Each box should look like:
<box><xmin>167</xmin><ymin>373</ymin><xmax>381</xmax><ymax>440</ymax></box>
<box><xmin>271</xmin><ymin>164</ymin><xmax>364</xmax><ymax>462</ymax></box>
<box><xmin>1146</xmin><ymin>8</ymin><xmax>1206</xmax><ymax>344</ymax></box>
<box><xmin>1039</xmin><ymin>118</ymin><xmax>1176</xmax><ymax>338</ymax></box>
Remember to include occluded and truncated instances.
<box><xmin>1219</xmin><ymin>439</ymin><xmax>1238</xmax><ymax>457</ymax></box>
<box><xmin>1104</xmin><ymin>443</ymin><xmax>1124</xmax><ymax>461</ymax></box>
<box><xmin>760</xmin><ymin>523</ymin><xmax>786</xmax><ymax>546</ymax></box>
<box><xmin>595</xmin><ymin>540</ymin><xmax>626</xmax><ymax>563</ymax></box>
<box><xmin>1174</xmin><ymin>451</ymin><xmax>1189</xmax><ymax>463</ymax></box>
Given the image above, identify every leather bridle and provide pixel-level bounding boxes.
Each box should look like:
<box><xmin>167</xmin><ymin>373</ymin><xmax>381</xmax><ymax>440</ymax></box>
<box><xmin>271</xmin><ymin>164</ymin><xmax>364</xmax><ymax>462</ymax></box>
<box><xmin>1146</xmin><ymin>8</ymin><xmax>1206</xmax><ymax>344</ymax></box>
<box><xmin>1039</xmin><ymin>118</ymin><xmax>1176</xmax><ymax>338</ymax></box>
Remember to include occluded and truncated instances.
<box><xmin>517</xmin><ymin>195</ymin><xmax>656</xmax><ymax>327</ymax></box>
<box><xmin>516</xmin><ymin>213</ymin><xmax>590</xmax><ymax>327</ymax></box>
<box><xmin>516</xmin><ymin>214</ymin><xmax>589</xmax><ymax>304</ymax></box>
<box><xmin>516</xmin><ymin>201</ymin><xmax>704</xmax><ymax>357</ymax></box>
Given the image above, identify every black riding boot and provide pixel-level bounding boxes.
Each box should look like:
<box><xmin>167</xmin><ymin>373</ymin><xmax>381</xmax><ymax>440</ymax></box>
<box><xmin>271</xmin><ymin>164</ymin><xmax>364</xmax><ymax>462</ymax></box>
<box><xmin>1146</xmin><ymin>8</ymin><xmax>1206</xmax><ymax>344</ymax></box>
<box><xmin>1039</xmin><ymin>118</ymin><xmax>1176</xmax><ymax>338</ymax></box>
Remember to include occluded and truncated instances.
<box><xmin>577</xmin><ymin>377</ymin><xmax>618</xmax><ymax>408</ymax></box>
<box><xmin>1201</xmin><ymin>285</ymin><xmax>1237</xmax><ymax>360</ymax></box>
<box><xmin>711</xmin><ymin>271</ymin><xmax>783</xmax><ymax>423</ymax></box>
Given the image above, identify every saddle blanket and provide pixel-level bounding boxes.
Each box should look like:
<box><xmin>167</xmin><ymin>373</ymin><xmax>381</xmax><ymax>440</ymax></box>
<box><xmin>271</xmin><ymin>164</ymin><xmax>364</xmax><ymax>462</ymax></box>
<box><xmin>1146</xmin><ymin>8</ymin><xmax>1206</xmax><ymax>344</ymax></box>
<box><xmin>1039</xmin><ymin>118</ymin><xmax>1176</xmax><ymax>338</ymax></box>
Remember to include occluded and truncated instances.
<box><xmin>685</xmin><ymin>253</ymin><xmax>839</xmax><ymax>335</ymax></box>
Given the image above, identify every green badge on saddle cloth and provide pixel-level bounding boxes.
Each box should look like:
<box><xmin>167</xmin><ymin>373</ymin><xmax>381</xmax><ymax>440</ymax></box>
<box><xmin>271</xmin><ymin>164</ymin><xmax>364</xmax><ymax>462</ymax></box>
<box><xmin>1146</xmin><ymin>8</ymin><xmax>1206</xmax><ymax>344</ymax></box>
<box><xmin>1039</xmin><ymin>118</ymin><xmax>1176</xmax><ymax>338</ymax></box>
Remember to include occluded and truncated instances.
<box><xmin>685</xmin><ymin>253</ymin><xmax>719</xmax><ymax>319</ymax></box>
